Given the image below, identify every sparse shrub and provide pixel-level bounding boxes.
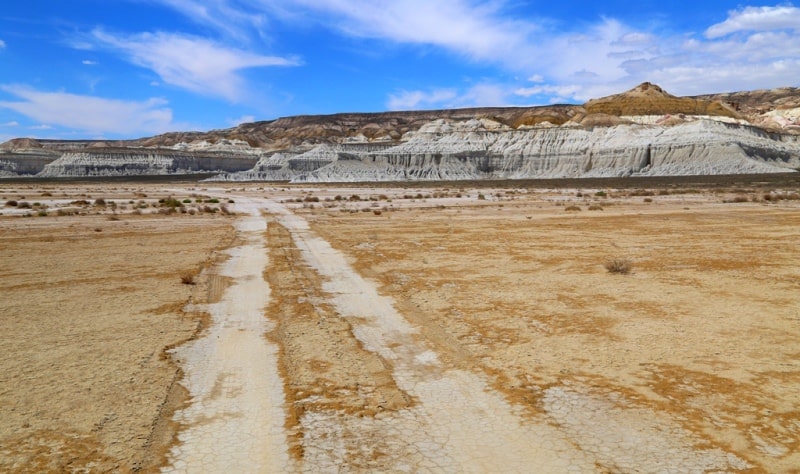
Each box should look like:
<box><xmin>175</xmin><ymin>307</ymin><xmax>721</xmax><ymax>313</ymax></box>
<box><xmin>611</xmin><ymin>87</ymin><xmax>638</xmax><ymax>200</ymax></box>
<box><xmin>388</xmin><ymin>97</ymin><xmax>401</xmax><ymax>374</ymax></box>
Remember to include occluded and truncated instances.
<box><xmin>40</xmin><ymin>192</ymin><xmax>52</xmax><ymax>197</ymax></box>
<box><xmin>350</xmin><ymin>194</ymin><xmax>361</xmax><ymax>201</ymax></box>
<box><xmin>565</xmin><ymin>205</ymin><xmax>581</xmax><ymax>212</ymax></box>
<box><xmin>182</xmin><ymin>198</ymin><xmax>192</xmax><ymax>203</ymax></box>
<box><xmin>160</xmin><ymin>197</ymin><xmax>184</xmax><ymax>208</ymax></box>
<box><xmin>728</xmin><ymin>195</ymin><xmax>750</xmax><ymax>203</ymax></box>
<box><xmin>373</xmin><ymin>210</ymin><xmax>382</xmax><ymax>215</ymax></box>
<box><xmin>37</xmin><ymin>210</ymin><xmax>48</xmax><ymax>217</ymax></box>
<box><xmin>5</xmin><ymin>200</ymin><xmax>18</xmax><ymax>207</ymax></box>
<box><xmin>477</xmin><ymin>193</ymin><xmax>486</xmax><ymax>200</ymax></box>
<box><xmin>588</xmin><ymin>204</ymin><xmax>604</xmax><ymax>211</ymax></box>
<box><xmin>206</xmin><ymin>198</ymin><xmax>220</xmax><ymax>203</ymax></box>
<box><xmin>378</xmin><ymin>194</ymin><xmax>389</xmax><ymax>200</ymax></box>
<box><xmin>107</xmin><ymin>215</ymin><xmax>120</xmax><ymax>221</ymax></box>
<box><xmin>94</xmin><ymin>198</ymin><xmax>106</xmax><ymax>206</ymax></box>
<box><xmin>594</xmin><ymin>191</ymin><xmax>607</xmax><ymax>197</ymax></box>
<box><xmin>180</xmin><ymin>271</ymin><xmax>196</xmax><ymax>285</ymax></box>
<box><xmin>220</xmin><ymin>204</ymin><xmax>232</xmax><ymax>215</ymax></box>
<box><xmin>17</xmin><ymin>201</ymin><xmax>31</xmax><ymax>209</ymax></box>
<box><xmin>643</xmin><ymin>198</ymin><xmax>653</xmax><ymax>203</ymax></box>
<box><xmin>304</xmin><ymin>196</ymin><xmax>320</xmax><ymax>202</ymax></box>
<box><xmin>605</xmin><ymin>258</ymin><xmax>632</xmax><ymax>274</ymax></box>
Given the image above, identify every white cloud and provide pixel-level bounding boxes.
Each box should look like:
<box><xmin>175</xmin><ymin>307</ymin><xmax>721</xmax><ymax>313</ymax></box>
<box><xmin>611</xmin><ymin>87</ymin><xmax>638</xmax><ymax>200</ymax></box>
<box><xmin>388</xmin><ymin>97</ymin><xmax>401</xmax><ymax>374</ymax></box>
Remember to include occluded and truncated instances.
<box><xmin>229</xmin><ymin>114</ymin><xmax>256</xmax><ymax>126</ymax></box>
<box><xmin>134</xmin><ymin>1</ymin><xmax>800</xmax><ymax>106</ymax></box>
<box><xmin>89</xmin><ymin>30</ymin><xmax>300</xmax><ymax>101</ymax></box>
<box><xmin>387</xmin><ymin>89</ymin><xmax>458</xmax><ymax>110</ymax></box>
<box><xmin>0</xmin><ymin>39</ymin><xmax>5</xmax><ymax>49</ymax></box>
<box><xmin>29</xmin><ymin>124</ymin><xmax>53</xmax><ymax>130</ymax></box>
<box><xmin>82</xmin><ymin>59</ymin><xmax>98</xmax><ymax>65</ymax></box>
<box><xmin>705</xmin><ymin>6</ymin><xmax>800</xmax><ymax>38</ymax></box>
<box><xmin>0</xmin><ymin>85</ymin><xmax>176</xmax><ymax>135</ymax></box>
<box><xmin>1</xmin><ymin>121</ymin><xmax>19</xmax><ymax>127</ymax></box>
<box><xmin>151</xmin><ymin>0</ymin><xmax>267</xmax><ymax>41</ymax></box>
<box><xmin>388</xmin><ymin>83</ymin><xmax>514</xmax><ymax>110</ymax></box>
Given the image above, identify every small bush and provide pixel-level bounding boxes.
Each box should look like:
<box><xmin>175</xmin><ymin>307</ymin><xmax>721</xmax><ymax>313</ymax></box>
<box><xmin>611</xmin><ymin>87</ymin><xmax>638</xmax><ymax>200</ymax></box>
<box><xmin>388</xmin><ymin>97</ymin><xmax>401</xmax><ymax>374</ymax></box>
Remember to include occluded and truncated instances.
<box><xmin>477</xmin><ymin>193</ymin><xmax>486</xmax><ymax>200</ymax></box>
<box><xmin>180</xmin><ymin>271</ymin><xmax>196</xmax><ymax>285</ymax></box>
<box><xmin>588</xmin><ymin>204</ymin><xmax>604</xmax><ymax>211</ymax></box>
<box><xmin>5</xmin><ymin>200</ymin><xmax>18</xmax><ymax>207</ymax></box>
<box><xmin>17</xmin><ymin>201</ymin><xmax>31</xmax><ymax>209</ymax></box>
<box><xmin>94</xmin><ymin>198</ymin><xmax>106</xmax><ymax>206</ymax></box>
<box><xmin>565</xmin><ymin>205</ymin><xmax>582</xmax><ymax>212</ymax></box>
<box><xmin>643</xmin><ymin>198</ymin><xmax>653</xmax><ymax>203</ymax></box>
<box><xmin>349</xmin><ymin>195</ymin><xmax>361</xmax><ymax>201</ymax></box>
<box><xmin>605</xmin><ymin>258</ymin><xmax>632</xmax><ymax>274</ymax></box>
<box><xmin>594</xmin><ymin>191</ymin><xmax>607</xmax><ymax>197</ymax></box>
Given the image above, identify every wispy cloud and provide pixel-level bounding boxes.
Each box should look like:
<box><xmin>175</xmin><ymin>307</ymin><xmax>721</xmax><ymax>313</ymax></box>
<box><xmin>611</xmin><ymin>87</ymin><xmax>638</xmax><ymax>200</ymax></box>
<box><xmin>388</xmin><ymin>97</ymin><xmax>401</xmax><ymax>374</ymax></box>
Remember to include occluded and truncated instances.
<box><xmin>0</xmin><ymin>39</ymin><xmax>6</xmax><ymax>49</ymax></box>
<box><xmin>0</xmin><ymin>85</ymin><xmax>176</xmax><ymax>135</ymax></box>
<box><xmin>108</xmin><ymin>1</ymin><xmax>800</xmax><ymax>107</ymax></box>
<box><xmin>705</xmin><ymin>5</ymin><xmax>800</xmax><ymax>38</ymax></box>
<box><xmin>82</xmin><ymin>59</ymin><xmax>98</xmax><ymax>65</ymax></box>
<box><xmin>388</xmin><ymin>83</ymin><xmax>516</xmax><ymax>110</ymax></box>
<box><xmin>1</xmin><ymin>121</ymin><xmax>19</xmax><ymax>127</ymax></box>
<box><xmin>387</xmin><ymin>89</ymin><xmax>457</xmax><ymax>110</ymax></box>
<box><xmin>88</xmin><ymin>30</ymin><xmax>300</xmax><ymax>102</ymax></box>
<box><xmin>149</xmin><ymin>0</ymin><xmax>267</xmax><ymax>41</ymax></box>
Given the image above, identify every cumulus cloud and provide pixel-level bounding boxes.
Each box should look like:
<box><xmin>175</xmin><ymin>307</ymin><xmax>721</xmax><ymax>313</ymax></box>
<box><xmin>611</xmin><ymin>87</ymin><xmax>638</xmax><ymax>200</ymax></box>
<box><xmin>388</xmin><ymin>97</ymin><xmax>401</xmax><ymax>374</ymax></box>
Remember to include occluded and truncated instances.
<box><xmin>0</xmin><ymin>85</ymin><xmax>176</xmax><ymax>135</ymax></box>
<box><xmin>705</xmin><ymin>5</ymin><xmax>800</xmax><ymax>38</ymax></box>
<box><xmin>89</xmin><ymin>30</ymin><xmax>300</xmax><ymax>101</ymax></box>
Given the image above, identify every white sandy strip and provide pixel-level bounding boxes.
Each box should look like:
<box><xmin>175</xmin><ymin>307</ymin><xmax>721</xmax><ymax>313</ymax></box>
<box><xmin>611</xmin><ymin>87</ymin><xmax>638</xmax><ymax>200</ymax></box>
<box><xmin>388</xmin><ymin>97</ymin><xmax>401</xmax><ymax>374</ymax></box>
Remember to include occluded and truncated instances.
<box><xmin>162</xmin><ymin>199</ymin><xmax>293</xmax><ymax>473</ymax></box>
<box><xmin>261</xmin><ymin>199</ymin><xmax>596</xmax><ymax>473</ymax></box>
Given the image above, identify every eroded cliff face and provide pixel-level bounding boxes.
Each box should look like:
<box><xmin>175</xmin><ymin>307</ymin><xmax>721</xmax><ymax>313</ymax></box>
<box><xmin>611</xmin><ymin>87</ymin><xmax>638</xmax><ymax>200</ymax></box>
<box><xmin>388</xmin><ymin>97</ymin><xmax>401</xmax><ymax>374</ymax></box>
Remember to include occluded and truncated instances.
<box><xmin>214</xmin><ymin>119</ymin><xmax>799</xmax><ymax>182</ymax></box>
<box><xmin>2</xmin><ymin>83</ymin><xmax>799</xmax><ymax>180</ymax></box>
<box><xmin>36</xmin><ymin>149</ymin><xmax>258</xmax><ymax>177</ymax></box>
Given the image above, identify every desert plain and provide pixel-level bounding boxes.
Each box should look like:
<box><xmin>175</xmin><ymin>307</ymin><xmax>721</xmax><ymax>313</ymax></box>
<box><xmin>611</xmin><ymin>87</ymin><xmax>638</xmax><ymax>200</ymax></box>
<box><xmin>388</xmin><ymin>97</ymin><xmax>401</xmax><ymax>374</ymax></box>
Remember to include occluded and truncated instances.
<box><xmin>1</xmin><ymin>175</ymin><xmax>799</xmax><ymax>473</ymax></box>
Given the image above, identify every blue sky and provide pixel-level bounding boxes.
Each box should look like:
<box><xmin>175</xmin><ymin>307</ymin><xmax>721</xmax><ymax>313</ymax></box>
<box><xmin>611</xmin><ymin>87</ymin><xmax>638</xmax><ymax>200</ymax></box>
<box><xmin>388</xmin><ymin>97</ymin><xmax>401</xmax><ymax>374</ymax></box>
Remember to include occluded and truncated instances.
<box><xmin>1</xmin><ymin>1</ymin><xmax>798</xmax><ymax>140</ymax></box>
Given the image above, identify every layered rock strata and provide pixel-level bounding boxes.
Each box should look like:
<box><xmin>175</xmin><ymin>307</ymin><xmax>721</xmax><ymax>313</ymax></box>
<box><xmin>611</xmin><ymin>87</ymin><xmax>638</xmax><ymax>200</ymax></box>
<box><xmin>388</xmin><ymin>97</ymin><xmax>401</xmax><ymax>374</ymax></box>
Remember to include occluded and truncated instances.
<box><xmin>1</xmin><ymin>83</ymin><xmax>799</xmax><ymax>180</ymax></box>
<box><xmin>214</xmin><ymin>119</ymin><xmax>799</xmax><ymax>182</ymax></box>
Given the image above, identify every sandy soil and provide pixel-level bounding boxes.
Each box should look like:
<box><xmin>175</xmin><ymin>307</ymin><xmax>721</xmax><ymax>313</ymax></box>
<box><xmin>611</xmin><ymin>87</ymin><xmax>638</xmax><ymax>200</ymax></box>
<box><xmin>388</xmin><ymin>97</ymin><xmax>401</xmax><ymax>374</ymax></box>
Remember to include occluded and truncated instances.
<box><xmin>0</xmin><ymin>184</ymin><xmax>236</xmax><ymax>472</ymax></box>
<box><xmin>2</xmin><ymin>180</ymin><xmax>799</xmax><ymax>472</ymax></box>
<box><xmin>301</xmin><ymin>186</ymin><xmax>800</xmax><ymax>472</ymax></box>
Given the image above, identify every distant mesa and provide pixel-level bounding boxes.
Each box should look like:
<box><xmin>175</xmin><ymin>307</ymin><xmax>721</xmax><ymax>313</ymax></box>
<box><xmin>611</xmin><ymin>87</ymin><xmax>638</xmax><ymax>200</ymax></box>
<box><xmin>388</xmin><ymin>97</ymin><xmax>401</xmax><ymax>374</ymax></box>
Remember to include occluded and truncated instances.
<box><xmin>1</xmin><ymin>82</ymin><xmax>799</xmax><ymax>181</ymax></box>
<box><xmin>584</xmin><ymin>82</ymin><xmax>740</xmax><ymax>118</ymax></box>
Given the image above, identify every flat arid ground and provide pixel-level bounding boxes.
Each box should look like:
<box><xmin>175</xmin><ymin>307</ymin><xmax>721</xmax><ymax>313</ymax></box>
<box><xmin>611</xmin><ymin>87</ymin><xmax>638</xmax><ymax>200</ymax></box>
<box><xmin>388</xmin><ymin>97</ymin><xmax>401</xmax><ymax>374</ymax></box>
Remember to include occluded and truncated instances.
<box><xmin>1</xmin><ymin>176</ymin><xmax>799</xmax><ymax>472</ymax></box>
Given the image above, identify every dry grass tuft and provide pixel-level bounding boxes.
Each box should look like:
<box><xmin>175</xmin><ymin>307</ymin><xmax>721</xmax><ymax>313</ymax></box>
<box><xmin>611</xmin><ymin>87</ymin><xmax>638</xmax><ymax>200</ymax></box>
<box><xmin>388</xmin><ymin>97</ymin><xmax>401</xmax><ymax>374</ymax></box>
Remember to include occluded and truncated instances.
<box><xmin>604</xmin><ymin>258</ymin><xmax>632</xmax><ymax>274</ymax></box>
<box><xmin>180</xmin><ymin>271</ymin><xmax>196</xmax><ymax>285</ymax></box>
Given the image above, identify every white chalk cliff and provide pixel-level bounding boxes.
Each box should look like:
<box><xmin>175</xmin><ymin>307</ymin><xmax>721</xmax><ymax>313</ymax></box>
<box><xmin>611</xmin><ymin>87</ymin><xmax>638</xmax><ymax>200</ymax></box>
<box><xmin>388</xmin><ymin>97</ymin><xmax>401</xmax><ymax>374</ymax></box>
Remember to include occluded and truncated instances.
<box><xmin>2</xmin><ymin>83</ymin><xmax>799</xmax><ymax>180</ymax></box>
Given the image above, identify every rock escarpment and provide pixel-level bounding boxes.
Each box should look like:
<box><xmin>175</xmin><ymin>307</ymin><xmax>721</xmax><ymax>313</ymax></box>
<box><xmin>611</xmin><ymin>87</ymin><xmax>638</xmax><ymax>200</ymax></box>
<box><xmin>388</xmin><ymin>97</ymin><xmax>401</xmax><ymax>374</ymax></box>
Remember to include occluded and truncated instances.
<box><xmin>214</xmin><ymin>119</ymin><xmax>799</xmax><ymax>182</ymax></box>
<box><xmin>1</xmin><ymin>83</ymin><xmax>799</xmax><ymax>180</ymax></box>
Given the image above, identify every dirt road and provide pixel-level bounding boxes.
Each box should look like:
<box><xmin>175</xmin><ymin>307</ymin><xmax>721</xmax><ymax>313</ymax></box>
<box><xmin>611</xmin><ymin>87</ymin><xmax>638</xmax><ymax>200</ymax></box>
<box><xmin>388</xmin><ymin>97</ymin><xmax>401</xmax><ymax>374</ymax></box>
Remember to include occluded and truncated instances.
<box><xmin>163</xmin><ymin>192</ymin><xmax>753</xmax><ymax>472</ymax></box>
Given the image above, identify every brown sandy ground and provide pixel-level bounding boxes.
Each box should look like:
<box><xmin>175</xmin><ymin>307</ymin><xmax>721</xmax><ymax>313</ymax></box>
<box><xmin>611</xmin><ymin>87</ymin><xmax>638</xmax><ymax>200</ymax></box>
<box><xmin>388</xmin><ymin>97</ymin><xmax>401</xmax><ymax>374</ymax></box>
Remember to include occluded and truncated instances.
<box><xmin>2</xmin><ymin>179</ymin><xmax>800</xmax><ymax>472</ymax></box>
<box><xmin>293</xmin><ymin>185</ymin><xmax>800</xmax><ymax>472</ymax></box>
<box><xmin>0</xmin><ymin>183</ymin><xmax>235</xmax><ymax>472</ymax></box>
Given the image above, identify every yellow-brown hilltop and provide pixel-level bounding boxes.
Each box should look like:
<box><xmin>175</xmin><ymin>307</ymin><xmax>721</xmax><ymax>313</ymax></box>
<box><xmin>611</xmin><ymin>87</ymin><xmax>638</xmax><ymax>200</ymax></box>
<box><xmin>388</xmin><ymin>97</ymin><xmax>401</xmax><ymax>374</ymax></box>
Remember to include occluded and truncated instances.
<box><xmin>584</xmin><ymin>82</ymin><xmax>740</xmax><ymax>118</ymax></box>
